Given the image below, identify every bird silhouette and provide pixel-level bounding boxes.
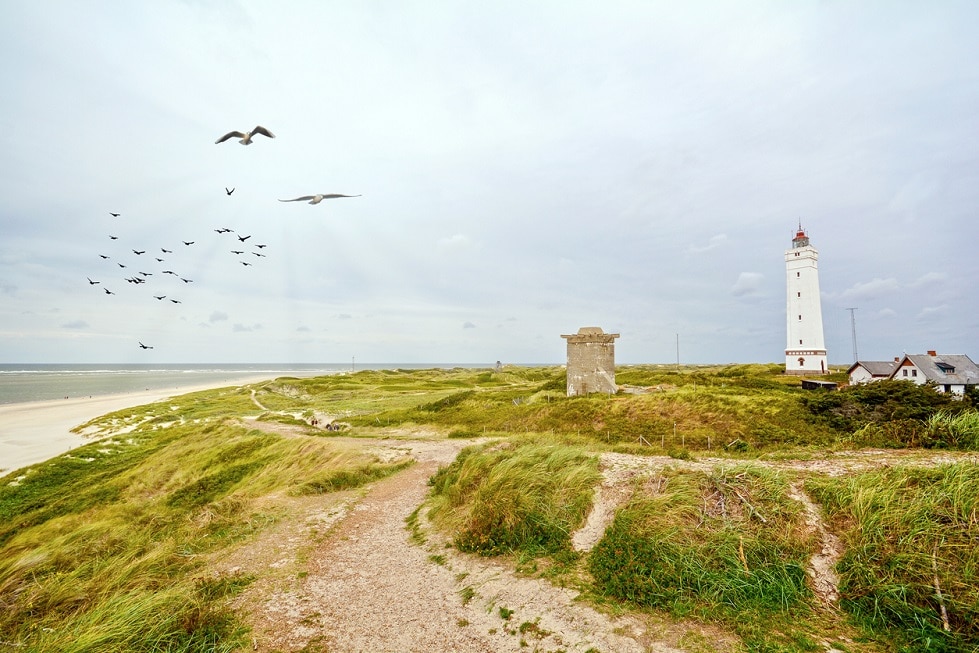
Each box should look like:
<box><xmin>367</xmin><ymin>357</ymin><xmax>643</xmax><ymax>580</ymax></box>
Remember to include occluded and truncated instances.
<box><xmin>87</xmin><ymin>277</ymin><xmax>100</xmax><ymax>285</ymax></box>
<box><xmin>109</xmin><ymin>212</ymin><xmax>120</xmax><ymax>217</ymax></box>
<box><xmin>237</xmin><ymin>234</ymin><xmax>251</xmax><ymax>242</ymax></box>
<box><xmin>183</xmin><ymin>241</ymin><xmax>195</xmax><ymax>246</ymax></box>
<box><xmin>99</xmin><ymin>254</ymin><xmax>109</xmax><ymax>259</ymax></box>
<box><xmin>225</xmin><ymin>187</ymin><xmax>235</xmax><ymax>195</ymax></box>
<box><xmin>117</xmin><ymin>263</ymin><xmax>126</xmax><ymax>268</ymax></box>
<box><xmin>155</xmin><ymin>257</ymin><xmax>164</xmax><ymax>262</ymax></box>
<box><xmin>161</xmin><ymin>248</ymin><xmax>173</xmax><ymax>253</ymax></box>
<box><xmin>133</xmin><ymin>249</ymin><xmax>145</xmax><ymax>255</ymax></box>
<box><xmin>241</xmin><ymin>261</ymin><xmax>252</xmax><ymax>266</ymax></box>
<box><xmin>231</xmin><ymin>250</ymin><xmax>244</xmax><ymax>255</ymax></box>
<box><xmin>180</xmin><ymin>278</ymin><xmax>193</xmax><ymax>283</ymax></box>
<box><xmin>138</xmin><ymin>342</ymin><xmax>153</xmax><ymax>350</ymax></box>
<box><xmin>139</xmin><ymin>271</ymin><xmax>152</xmax><ymax>277</ymax></box>
<box><xmin>109</xmin><ymin>235</ymin><xmax>119</xmax><ymax>240</ymax></box>
<box><xmin>252</xmin><ymin>252</ymin><xmax>266</xmax><ymax>257</ymax></box>
<box><xmin>255</xmin><ymin>244</ymin><xmax>267</xmax><ymax>249</ymax></box>
<box><xmin>162</xmin><ymin>270</ymin><xmax>177</xmax><ymax>275</ymax></box>
<box><xmin>154</xmin><ymin>295</ymin><xmax>166</xmax><ymax>300</ymax></box>
<box><xmin>170</xmin><ymin>299</ymin><xmax>181</xmax><ymax>304</ymax></box>
<box><xmin>279</xmin><ymin>193</ymin><xmax>362</xmax><ymax>205</ymax></box>
<box><xmin>215</xmin><ymin>126</ymin><xmax>275</xmax><ymax>145</ymax></box>
<box><xmin>104</xmin><ymin>288</ymin><xmax>115</xmax><ymax>295</ymax></box>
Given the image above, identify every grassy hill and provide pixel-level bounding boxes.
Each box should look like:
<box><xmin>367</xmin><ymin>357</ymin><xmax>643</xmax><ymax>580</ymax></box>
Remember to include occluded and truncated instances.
<box><xmin>1</xmin><ymin>365</ymin><xmax>977</xmax><ymax>652</ymax></box>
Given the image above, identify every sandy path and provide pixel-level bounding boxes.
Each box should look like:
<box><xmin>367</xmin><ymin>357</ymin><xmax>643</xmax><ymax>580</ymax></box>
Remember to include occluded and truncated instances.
<box><xmin>240</xmin><ymin>438</ymin><xmax>683</xmax><ymax>653</ymax></box>
<box><xmin>0</xmin><ymin>375</ymin><xmax>273</xmax><ymax>475</ymax></box>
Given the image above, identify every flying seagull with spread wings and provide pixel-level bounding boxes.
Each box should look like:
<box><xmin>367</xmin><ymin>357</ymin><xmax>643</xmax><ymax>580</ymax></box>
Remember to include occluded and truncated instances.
<box><xmin>278</xmin><ymin>193</ymin><xmax>362</xmax><ymax>205</ymax></box>
<box><xmin>215</xmin><ymin>126</ymin><xmax>275</xmax><ymax>145</ymax></box>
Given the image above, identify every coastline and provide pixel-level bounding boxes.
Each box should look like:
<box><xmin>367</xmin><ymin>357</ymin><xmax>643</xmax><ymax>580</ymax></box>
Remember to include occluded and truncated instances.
<box><xmin>0</xmin><ymin>375</ymin><xmax>275</xmax><ymax>477</ymax></box>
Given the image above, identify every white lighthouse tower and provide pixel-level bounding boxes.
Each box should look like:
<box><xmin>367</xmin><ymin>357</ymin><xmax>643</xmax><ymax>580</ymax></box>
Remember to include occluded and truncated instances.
<box><xmin>785</xmin><ymin>225</ymin><xmax>828</xmax><ymax>375</ymax></box>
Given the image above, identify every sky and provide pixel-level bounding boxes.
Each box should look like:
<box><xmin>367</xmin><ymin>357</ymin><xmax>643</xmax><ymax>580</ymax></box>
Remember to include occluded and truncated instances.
<box><xmin>1</xmin><ymin>1</ymin><xmax>977</xmax><ymax>366</ymax></box>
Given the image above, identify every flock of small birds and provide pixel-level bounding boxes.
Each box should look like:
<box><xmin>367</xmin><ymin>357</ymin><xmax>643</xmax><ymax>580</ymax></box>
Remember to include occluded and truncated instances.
<box><xmin>88</xmin><ymin>125</ymin><xmax>362</xmax><ymax>351</ymax></box>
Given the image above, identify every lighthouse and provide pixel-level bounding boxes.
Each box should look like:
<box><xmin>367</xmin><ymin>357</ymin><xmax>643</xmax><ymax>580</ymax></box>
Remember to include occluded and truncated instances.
<box><xmin>785</xmin><ymin>226</ymin><xmax>828</xmax><ymax>375</ymax></box>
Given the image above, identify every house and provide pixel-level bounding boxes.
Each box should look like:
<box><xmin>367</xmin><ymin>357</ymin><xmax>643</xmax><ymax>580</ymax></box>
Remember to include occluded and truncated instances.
<box><xmin>888</xmin><ymin>351</ymin><xmax>979</xmax><ymax>396</ymax></box>
<box><xmin>847</xmin><ymin>360</ymin><xmax>898</xmax><ymax>385</ymax></box>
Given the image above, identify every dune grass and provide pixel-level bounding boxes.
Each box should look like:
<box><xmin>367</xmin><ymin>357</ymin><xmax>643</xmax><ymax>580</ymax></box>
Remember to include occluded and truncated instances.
<box><xmin>806</xmin><ymin>463</ymin><xmax>979</xmax><ymax>652</ymax></box>
<box><xmin>426</xmin><ymin>434</ymin><xmax>600</xmax><ymax>555</ymax></box>
<box><xmin>587</xmin><ymin>464</ymin><xmax>821</xmax><ymax>650</ymax></box>
<box><xmin>0</xmin><ymin>389</ymin><xmax>412</xmax><ymax>652</ymax></box>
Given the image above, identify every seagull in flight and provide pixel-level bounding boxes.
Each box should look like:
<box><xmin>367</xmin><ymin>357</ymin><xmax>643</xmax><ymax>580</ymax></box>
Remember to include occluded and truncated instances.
<box><xmin>104</xmin><ymin>288</ymin><xmax>115</xmax><ymax>295</ymax></box>
<box><xmin>133</xmin><ymin>249</ymin><xmax>145</xmax><ymax>255</ymax></box>
<box><xmin>170</xmin><ymin>299</ymin><xmax>182</xmax><ymax>304</ymax></box>
<box><xmin>87</xmin><ymin>277</ymin><xmax>100</xmax><ymax>285</ymax></box>
<box><xmin>183</xmin><ymin>241</ymin><xmax>195</xmax><ymax>246</ymax></box>
<box><xmin>161</xmin><ymin>248</ymin><xmax>173</xmax><ymax>253</ymax></box>
<box><xmin>215</xmin><ymin>126</ymin><xmax>275</xmax><ymax>145</ymax></box>
<box><xmin>241</xmin><ymin>261</ymin><xmax>253</xmax><ymax>266</ymax></box>
<box><xmin>279</xmin><ymin>193</ymin><xmax>362</xmax><ymax>205</ymax></box>
<box><xmin>237</xmin><ymin>234</ymin><xmax>251</xmax><ymax>242</ymax></box>
<box><xmin>180</xmin><ymin>277</ymin><xmax>193</xmax><ymax>283</ymax></box>
<box><xmin>138</xmin><ymin>342</ymin><xmax>153</xmax><ymax>350</ymax></box>
<box><xmin>154</xmin><ymin>295</ymin><xmax>166</xmax><ymax>300</ymax></box>
<box><xmin>225</xmin><ymin>187</ymin><xmax>235</xmax><ymax>195</ymax></box>
<box><xmin>231</xmin><ymin>250</ymin><xmax>244</xmax><ymax>255</ymax></box>
<box><xmin>109</xmin><ymin>235</ymin><xmax>119</xmax><ymax>240</ymax></box>
<box><xmin>117</xmin><ymin>263</ymin><xmax>127</xmax><ymax>268</ymax></box>
<box><xmin>109</xmin><ymin>212</ymin><xmax>120</xmax><ymax>217</ymax></box>
<box><xmin>255</xmin><ymin>243</ymin><xmax>267</xmax><ymax>249</ymax></box>
<box><xmin>99</xmin><ymin>254</ymin><xmax>109</xmax><ymax>259</ymax></box>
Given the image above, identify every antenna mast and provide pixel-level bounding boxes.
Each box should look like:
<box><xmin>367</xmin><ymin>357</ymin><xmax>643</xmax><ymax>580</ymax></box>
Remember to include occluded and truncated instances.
<box><xmin>846</xmin><ymin>308</ymin><xmax>858</xmax><ymax>363</ymax></box>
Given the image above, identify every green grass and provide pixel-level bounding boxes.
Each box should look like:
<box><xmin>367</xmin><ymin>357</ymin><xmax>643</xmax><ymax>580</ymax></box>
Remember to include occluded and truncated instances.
<box><xmin>0</xmin><ymin>387</ymin><xmax>418</xmax><ymax>652</ymax></box>
<box><xmin>587</xmin><ymin>464</ymin><xmax>817</xmax><ymax>649</ymax></box>
<box><xmin>427</xmin><ymin>434</ymin><xmax>600</xmax><ymax>555</ymax></box>
<box><xmin>807</xmin><ymin>463</ymin><xmax>979</xmax><ymax>652</ymax></box>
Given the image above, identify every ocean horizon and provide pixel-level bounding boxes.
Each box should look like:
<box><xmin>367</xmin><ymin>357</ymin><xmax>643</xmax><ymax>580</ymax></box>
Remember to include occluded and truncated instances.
<box><xmin>0</xmin><ymin>363</ymin><xmax>537</xmax><ymax>405</ymax></box>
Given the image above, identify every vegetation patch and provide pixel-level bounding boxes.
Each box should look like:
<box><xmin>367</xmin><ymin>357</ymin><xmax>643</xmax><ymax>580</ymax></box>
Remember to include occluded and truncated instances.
<box><xmin>427</xmin><ymin>436</ymin><xmax>600</xmax><ymax>555</ymax></box>
<box><xmin>807</xmin><ymin>463</ymin><xmax>979</xmax><ymax>652</ymax></box>
<box><xmin>588</xmin><ymin>464</ymin><xmax>818</xmax><ymax>649</ymax></box>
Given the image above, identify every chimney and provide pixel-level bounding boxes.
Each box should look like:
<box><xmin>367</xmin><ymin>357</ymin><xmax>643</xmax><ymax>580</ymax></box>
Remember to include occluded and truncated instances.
<box><xmin>927</xmin><ymin>350</ymin><xmax>937</xmax><ymax>357</ymax></box>
<box><xmin>894</xmin><ymin>357</ymin><xmax>900</xmax><ymax>362</ymax></box>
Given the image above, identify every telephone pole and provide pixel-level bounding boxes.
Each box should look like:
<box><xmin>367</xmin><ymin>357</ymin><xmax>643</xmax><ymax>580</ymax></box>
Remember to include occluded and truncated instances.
<box><xmin>846</xmin><ymin>308</ymin><xmax>858</xmax><ymax>363</ymax></box>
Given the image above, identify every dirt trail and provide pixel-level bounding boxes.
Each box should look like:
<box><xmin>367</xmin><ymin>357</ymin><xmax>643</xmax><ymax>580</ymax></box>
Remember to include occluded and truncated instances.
<box><xmin>224</xmin><ymin>436</ymin><xmax>973</xmax><ymax>652</ymax></box>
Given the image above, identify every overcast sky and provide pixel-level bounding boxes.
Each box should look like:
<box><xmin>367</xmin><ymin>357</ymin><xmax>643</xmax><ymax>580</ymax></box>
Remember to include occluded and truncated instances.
<box><xmin>1</xmin><ymin>1</ymin><xmax>976</xmax><ymax>366</ymax></box>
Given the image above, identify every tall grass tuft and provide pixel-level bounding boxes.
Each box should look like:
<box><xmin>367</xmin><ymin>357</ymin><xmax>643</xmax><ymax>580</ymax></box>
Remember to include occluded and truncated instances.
<box><xmin>807</xmin><ymin>463</ymin><xmax>979</xmax><ymax>652</ymax></box>
<box><xmin>588</xmin><ymin>464</ymin><xmax>816</xmax><ymax>649</ymax></box>
<box><xmin>427</xmin><ymin>435</ymin><xmax>600</xmax><ymax>555</ymax></box>
<box><xmin>922</xmin><ymin>410</ymin><xmax>979</xmax><ymax>450</ymax></box>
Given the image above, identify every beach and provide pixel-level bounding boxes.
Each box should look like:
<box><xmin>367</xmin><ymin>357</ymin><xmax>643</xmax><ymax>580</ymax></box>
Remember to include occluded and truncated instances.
<box><xmin>0</xmin><ymin>375</ymin><xmax>274</xmax><ymax>476</ymax></box>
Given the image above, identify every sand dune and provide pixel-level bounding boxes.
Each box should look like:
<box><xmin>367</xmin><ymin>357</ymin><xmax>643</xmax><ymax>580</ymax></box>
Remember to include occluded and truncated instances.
<box><xmin>0</xmin><ymin>376</ymin><xmax>273</xmax><ymax>476</ymax></box>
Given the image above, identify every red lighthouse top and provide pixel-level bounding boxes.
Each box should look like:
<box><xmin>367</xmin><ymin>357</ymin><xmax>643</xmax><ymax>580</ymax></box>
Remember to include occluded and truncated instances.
<box><xmin>792</xmin><ymin>223</ymin><xmax>810</xmax><ymax>248</ymax></box>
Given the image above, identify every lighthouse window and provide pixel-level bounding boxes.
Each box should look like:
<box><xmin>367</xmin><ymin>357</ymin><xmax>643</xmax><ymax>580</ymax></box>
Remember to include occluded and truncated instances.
<box><xmin>797</xmin><ymin>292</ymin><xmax>801</xmax><ymax>297</ymax></box>
<box><xmin>799</xmin><ymin>340</ymin><xmax>803</xmax><ymax>345</ymax></box>
<box><xmin>796</xmin><ymin>272</ymin><xmax>800</xmax><ymax>278</ymax></box>
<box><xmin>798</xmin><ymin>314</ymin><xmax>802</xmax><ymax>320</ymax></box>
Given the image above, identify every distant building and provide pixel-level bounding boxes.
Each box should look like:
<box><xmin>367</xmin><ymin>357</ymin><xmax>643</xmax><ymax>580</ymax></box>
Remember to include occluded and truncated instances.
<box><xmin>888</xmin><ymin>351</ymin><xmax>979</xmax><ymax>396</ymax></box>
<box><xmin>561</xmin><ymin>327</ymin><xmax>620</xmax><ymax>396</ymax></box>
<box><xmin>847</xmin><ymin>360</ymin><xmax>899</xmax><ymax>385</ymax></box>
<box><xmin>785</xmin><ymin>226</ymin><xmax>828</xmax><ymax>375</ymax></box>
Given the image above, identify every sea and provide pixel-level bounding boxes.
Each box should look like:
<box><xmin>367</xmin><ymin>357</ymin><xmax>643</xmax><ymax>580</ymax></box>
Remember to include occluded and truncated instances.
<box><xmin>0</xmin><ymin>363</ymin><xmax>489</xmax><ymax>405</ymax></box>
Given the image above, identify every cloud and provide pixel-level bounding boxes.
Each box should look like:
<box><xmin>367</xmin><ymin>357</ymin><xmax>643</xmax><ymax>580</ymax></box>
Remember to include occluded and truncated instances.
<box><xmin>731</xmin><ymin>272</ymin><xmax>764</xmax><ymax>297</ymax></box>
<box><xmin>61</xmin><ymin>320</ymin><xmax>89</xmax><ymax>330</ymax></box>
<box><xmin>463</xmin><ymin>321</ymin><xmax>476</xmax><ymax>329</ymax></box>
<box><xmin>916</xmin><ymin>305</ymin><xmax>947</xmax><ymax>320</ymax></box>
<box><xmin>209</xmin><ymin>311</ymin><xmax>228</xmax><ymax>323</ymax></box>
<box><xmin>839</xmin><ymin>278</ymin><xmax>900</xmax><ymax>302</ymax></box>
<box><xmin>438</xmin><ymin>234</ymin><xmax>472</xmax><ymax>251</ymax></box>
<box><xmin>909</xmin><ymin>272</ymin><xmax>948</xmax><ymax>288</ymax></box>
<box><xmin>688</xmin><ymin>234</ymin><xmax>727</xmax><ymax>254</ymax></box>
<box><xmin>233</xmin><ymin>323</ymin><xmax>262</xmax><ymax>332</ymax></box>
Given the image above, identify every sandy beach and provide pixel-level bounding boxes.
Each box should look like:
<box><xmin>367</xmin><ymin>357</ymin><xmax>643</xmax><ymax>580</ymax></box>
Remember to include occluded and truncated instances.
<box><xmin>0</xmin><ymin>375</ymin><xmax>274</xmax><ymax>477</ymax></box>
